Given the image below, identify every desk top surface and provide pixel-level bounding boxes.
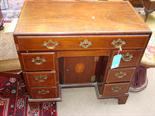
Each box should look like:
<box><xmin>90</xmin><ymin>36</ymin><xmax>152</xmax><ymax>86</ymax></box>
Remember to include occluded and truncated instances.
<box><xmin>14</xmin><ymin>1</ymin><xmax>150</xmax><ymax>35</ymax></box>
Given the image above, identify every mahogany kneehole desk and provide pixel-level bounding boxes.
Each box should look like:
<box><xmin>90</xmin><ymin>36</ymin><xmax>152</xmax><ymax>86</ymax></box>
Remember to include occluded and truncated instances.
<box><xmin>14</xmin><ymin>1</ymin><xmax>151</xmax><ymax>104</ymax></box>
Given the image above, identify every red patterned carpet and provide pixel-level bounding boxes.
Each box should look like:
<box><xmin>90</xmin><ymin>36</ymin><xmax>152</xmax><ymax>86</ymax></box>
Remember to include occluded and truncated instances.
<box><xmin>0</xmin><ymin>73</ymin><xmax>57</xmax><ymax>116</ymax></box>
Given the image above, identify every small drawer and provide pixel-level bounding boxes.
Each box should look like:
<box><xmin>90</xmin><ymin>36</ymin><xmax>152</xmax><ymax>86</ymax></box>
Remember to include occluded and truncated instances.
<box><xmin>110</xmin><ymin>50</ymin><xmax>143</xmax><ymax>68</ymax></box>
<box><xmin>15</xmin><ymin>35</ymin><xmax>149</xmax><ymax>51</ymax></box>
<box><xmin>106</xmin><ymin>68</ymin><xmax>136</xmax><ymax>83</ymax></box>
<box><xmin>24</xmin><ymin>71</ymin><xmax>57</xmax><ymax>87</ymax></box>
<box><xmin>29</xmin><ymin>87</ymin><xmax>58</xmax><ymax>99</ymax></box>
<box><xmin>19</xmin><ymin>52</ymin><xmax>55</xmax><ymax>71</ymax></box>
<box><xmin>103</xmin><ymin>83</ymin><xmax>130</xmax><ymax>96</ymax></box>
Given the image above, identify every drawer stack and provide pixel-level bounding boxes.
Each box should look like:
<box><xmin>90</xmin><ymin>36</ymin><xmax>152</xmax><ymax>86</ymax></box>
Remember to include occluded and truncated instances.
<box><xmin>18</xmin><ymin>52</ymin><xmax>59</xmax><ymax>99</ymax></box>
<box><xmin>102</xmin><ymin>40</ymin><xmax>146</xmax><ymax>99</ymax></box>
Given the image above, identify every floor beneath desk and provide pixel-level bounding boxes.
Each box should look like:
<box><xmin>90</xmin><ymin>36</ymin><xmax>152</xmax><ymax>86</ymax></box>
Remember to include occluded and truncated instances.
<box><xmin>57</xmin><ymin>68</ymin><xmax>155</xmax><ymax>116</ymax></box>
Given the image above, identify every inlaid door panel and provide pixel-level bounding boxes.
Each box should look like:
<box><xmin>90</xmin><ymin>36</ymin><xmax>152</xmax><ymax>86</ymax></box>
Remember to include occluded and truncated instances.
<box><xmin>63</xmin><ymin>56</ymin><xmax>97</xmax><ymax>84</ymax></box>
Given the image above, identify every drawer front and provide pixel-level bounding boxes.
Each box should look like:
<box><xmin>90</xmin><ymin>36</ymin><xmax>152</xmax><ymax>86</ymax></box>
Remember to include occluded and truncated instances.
<box><xmin>19</xmin><ymin>53</ymin><xmax>55</xmax><ymax>71</ymax></box>
<box><xmin>24</xmin><ymin>71</ymin><xmax>57</xmax><ymax>87</ymax></box>
<box><xmin>106</xmin><ymin>68</ymin><xmax>136</xmax><ymax>83</ymax></box>
<box><xmin>15</xmin><ymin>35</ymin><xmax>149</xmax><ymax>51</ymax></box>
<box><xmin>103</xmin><ymin>83</ymin><xmax>130</xmax><ymax>96</ymax></box>
<box><xmin>110</xmin><ymin>50</ymin><xmax>143</xmax><ymax>68</ymax></box>
<box><xmin>29</xmin><ymin>87</ymin><xmax>58</xmax><ymax>99</ymax></box>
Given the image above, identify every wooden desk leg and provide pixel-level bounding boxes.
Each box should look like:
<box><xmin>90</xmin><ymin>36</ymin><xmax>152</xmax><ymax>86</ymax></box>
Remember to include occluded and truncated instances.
<box><xmin>118</xmin><ymin>93</ymin><xmax>129</xmax><ymax>104</ymax></box>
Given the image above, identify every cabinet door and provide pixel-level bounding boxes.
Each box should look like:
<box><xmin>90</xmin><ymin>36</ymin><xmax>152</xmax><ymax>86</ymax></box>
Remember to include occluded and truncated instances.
<box><xmin>63</xmin><ymin>57</ymin><xmax>96</xmax><ymax>84</ymax></box>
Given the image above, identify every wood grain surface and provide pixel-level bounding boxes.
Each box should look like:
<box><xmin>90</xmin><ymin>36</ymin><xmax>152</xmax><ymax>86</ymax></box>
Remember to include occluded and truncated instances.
<box><xmin>14</xmin><ymin>1</ymin><xmax>150</xmax><ymax>35</ymax></box>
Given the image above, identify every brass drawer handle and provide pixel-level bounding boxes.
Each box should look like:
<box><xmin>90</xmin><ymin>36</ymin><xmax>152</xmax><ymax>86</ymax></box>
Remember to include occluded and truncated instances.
<box><xmin>38</xmin><ymin>90</ymin><xmax>50</xmax><ymax>95</ymax></box>
<box><xmin>32</xmin><ymin>57</ymin><xmax>46</xmax><ymax>65</ymax></box>
<box><xmin>33</xmin><ymin>75</ymin><xmax>48</xmax><ymax>82</ymax></box>
<box><xmin>122</xmin><ymin>52</ymin><xmax>133</xmax><ymax>62</ymax></box>
<box><xmin>111</xmin><ymin>39</ymin><xmax>126</xmax><ymax>49</ymax></box>
<box><xmin>115</xmin><ymin>71</ymin><xmax>127</xmax><ymax>79</ymax></box>
<box><xmin>43</xmin><ymin>40</ymin><xmax>59</xmax><ymax>49</ymax></box>
<box><xmin>80</xmin><ymin>39</ymin><xmax>92</xmax><ymax>48</ymax></box>
<box><xmin>111</xmin><ymin>86</ymin><xmax>122</xmax><ymax>92</ymax></box>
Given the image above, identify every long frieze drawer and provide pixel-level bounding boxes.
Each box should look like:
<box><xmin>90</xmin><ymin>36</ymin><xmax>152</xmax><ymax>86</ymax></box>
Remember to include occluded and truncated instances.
<box><xmin>15</xmin><ymin>35</ymin><xmax>149</xmax><ymax>51</ymax></box>
<box><xmin>24</xmin><ymin>71</ymin><xmax>57</xmax><ymax>87</ymax></box>
<box><xmin>29</xmin><ymin>87</ymin><xmax>58</xmax><ymax>99</ymax></box>
<box><xmin>103</xmin><ymin>83</ymin><xmax>130</xmax><ymax>97</ymax></box>
<box><xmin>110</xmin><ymin>50</ymin><xmax>143</xmax><ymax>68</ymax></box>
<box><xmin>106</xmin><ymin>68</ymin><xmax>136</xmax><ymax>83</ymax></box>
<box><xmin>19</xmin><ymin>52</ymin><xmax>55</xmax><ymax>71</ymax></box>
